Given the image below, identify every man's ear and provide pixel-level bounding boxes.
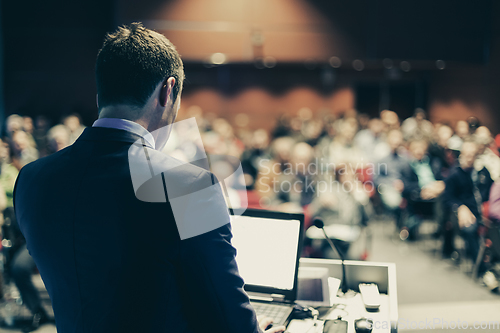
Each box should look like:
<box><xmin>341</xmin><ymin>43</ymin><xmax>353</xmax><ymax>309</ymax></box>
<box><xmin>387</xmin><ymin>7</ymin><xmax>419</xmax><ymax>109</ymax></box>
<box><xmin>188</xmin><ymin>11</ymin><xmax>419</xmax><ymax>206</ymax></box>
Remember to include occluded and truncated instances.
<box><xmin>159</xmin><ymin>77</ymin><xmax>176</xmax><ymax>107</ymax></box>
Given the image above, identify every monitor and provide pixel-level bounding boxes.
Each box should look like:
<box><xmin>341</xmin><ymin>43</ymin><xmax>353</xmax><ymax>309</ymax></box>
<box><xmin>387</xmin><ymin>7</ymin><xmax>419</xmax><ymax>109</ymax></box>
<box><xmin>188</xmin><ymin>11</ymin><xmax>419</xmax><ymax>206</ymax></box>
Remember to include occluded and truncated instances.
<box><xmin>230</xmin><ymin>209</ymin><xmax>304</xmax><ymax>301</ymax></box>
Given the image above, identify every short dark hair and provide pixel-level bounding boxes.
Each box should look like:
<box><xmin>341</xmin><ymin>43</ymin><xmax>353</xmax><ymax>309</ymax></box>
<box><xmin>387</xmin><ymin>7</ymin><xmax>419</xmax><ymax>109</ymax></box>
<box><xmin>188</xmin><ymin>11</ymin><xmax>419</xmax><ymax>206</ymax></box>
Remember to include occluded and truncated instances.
<box><xmin>96</xmin><ymin>22</ymin><xmax>184</xmax><ymax>110</ymax></box>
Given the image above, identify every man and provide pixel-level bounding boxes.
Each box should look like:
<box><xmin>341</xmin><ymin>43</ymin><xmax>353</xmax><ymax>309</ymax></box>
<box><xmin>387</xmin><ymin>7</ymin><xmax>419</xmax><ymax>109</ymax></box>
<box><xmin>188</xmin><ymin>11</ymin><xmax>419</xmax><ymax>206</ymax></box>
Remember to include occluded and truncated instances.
<box><xmin>443</xmin><ymin>140</ymin><xmax>493</xmax><ymax>266</ymax></box>
<box><xmin>354</xmin><ymin>118</ymin><xmax>389</xmax><ymax>163</ymax></box>
<box><xmin>428</xmin><ymin>124</ymin><xmax>454</xmax><ymax>180</ymax></box>
<box><xmin>400</xmin><ymin>108</ymin><xmax>433</xmax><ymax>142</ymax></box>
<box><xmin>373</xmin><ymin>129</ymin><xmax>407</xmax><ymax>227</ymax></box>
<box><xmin>14</xmin><ymin>23</ymin><xmax>282</xmax><ymax>333</ymax></box>
<box><xmin>474</xmin><ymin>126</ymin><xmax>500</xmax><ymax>181</ymax></box>
<box><xmin>400</xmin><ymin>139</ymin><xmax>445</xmax><ymax>239</ymax></box>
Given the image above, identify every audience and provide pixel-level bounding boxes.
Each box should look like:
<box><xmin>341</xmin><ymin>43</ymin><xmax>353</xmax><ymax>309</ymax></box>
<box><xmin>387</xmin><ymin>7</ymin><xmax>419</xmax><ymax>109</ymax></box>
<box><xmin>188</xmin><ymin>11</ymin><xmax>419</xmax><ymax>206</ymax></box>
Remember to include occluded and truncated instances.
<box><xmin>0</xmin><ymin>106</ymin><xmax>499</xmax><ymax>315</ymax></box>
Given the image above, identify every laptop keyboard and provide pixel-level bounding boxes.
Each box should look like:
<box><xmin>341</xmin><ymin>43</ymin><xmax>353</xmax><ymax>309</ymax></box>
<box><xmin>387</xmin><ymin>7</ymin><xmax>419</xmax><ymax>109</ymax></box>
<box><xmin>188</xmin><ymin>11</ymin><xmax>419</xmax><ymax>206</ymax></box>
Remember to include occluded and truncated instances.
<box><xmin>251</xmin><ymin>302</ymin><xmax>291</xmax><ymax>325</ymax></box>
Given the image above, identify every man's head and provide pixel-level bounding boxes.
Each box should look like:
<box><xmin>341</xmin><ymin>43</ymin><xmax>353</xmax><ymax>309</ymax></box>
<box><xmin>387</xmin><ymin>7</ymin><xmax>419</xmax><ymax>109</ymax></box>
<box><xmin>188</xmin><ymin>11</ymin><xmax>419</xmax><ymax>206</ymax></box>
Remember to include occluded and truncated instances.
<box><xmin>96</xmin><ymin>23</ymin><xmax>184</xmax><ymax>134</ymax></box>
<box><xmin>408</xmin><ymin>139</ymin><xmax>428</xmax><ymax>161</ymax></box>
<box><xmin>459</xmin><ymin>140</ymin><xmax>478</xmax><ymax>170</ymax></box>
<box><xmin>48</xmin><ymin>125</ymin><xmax>71</xmax><ymax>153</ymax></box>
<box><xmin>387</xmin><ymin>129</ymin><xmax>403</xmax><ymax>152</ymax></box>
<box><xmin>414</xmin><ymin>108</ymin><xmax>426</xmax><ymax>121</ymax></box>
<box><xmin>368</xmin><ymin>118</ymin><xmax>384</xmax><ymax>136</ymax></box>
<box><xmin>63</xmin><ymin>114</ymin><xmax>82</xmax><ymax>133</ymax></box>
<box><xmin>436</xmin><ymin>125</ymin><xmax>453</xmax><ymax>148</ymax></box>
<box><xmin>455</xmin><ymin>120</ymin><xmax>469</xmax><ymax>139</ymax></box>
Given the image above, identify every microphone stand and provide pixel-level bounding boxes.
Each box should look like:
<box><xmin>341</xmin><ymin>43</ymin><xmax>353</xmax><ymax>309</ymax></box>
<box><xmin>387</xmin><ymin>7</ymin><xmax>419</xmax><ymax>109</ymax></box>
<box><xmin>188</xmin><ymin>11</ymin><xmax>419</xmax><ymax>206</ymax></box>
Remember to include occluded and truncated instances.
<box><xmin>313</xmin><ymin>218</ymin><xmax>348</xmax><ymax>294</ymax></box>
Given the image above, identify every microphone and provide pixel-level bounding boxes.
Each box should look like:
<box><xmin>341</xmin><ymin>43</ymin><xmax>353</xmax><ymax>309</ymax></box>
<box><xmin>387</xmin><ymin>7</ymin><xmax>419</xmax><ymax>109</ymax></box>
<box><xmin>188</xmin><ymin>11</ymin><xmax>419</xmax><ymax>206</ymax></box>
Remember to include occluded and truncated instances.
<box><xmin>313</xmin><ymin>218</ymin><xmax>348</xmax><ymax>293</ymax></box>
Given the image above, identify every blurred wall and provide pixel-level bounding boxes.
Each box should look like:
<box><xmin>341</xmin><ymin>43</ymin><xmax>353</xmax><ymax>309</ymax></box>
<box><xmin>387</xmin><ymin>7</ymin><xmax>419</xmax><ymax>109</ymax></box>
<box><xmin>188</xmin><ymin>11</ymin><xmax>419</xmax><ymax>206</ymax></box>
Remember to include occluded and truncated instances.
<box><xmin>2</xmin><ymin>0</ymin><xmax>114</xmax><ymax>127</ymax></box>
<box><xmin>179</xmin><ymin>87</ymin><xmax>354</xmax><ymax>131</ymax></box>
<box><xmin>2</xmin><ymin>0</ymin><xmax>499</xmax><ymax>135</ymax></box>
<box><xmin>117</xmin><ymin>0</ymin><xmax>360</xmax><ymax>62</ymax></box>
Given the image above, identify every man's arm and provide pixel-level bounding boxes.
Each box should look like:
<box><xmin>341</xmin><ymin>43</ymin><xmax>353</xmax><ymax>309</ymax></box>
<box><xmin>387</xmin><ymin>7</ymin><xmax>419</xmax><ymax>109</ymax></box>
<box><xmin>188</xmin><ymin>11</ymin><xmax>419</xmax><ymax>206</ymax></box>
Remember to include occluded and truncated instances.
<box><xmin>177</xmin><ymin>223</ymin><xmax>262</xmax><ymax>333</ymax></box>
<box><xmin>444</xmin><ymin>171</ymin><xmax>476</xmax><ymax>228</ymax></box>
<box><xmin>401</xmin><ymin>163</ymin><xmax>420</xmax><ymax>200</ymax></box>
<box><xmin>443</xmin><ymin>172</ymin><xmax>461</xmax><ymax>209</ymax></box>
<box><xmin>170</xmin><ymin>170</ymin><xmax>273</xmax><ymax>333</ymax></box>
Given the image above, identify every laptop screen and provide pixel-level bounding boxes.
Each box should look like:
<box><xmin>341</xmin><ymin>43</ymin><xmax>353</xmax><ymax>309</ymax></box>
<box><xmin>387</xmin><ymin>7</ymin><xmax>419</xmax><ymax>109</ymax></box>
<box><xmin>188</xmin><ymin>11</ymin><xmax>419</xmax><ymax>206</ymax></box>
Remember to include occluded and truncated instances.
<box><xmin>230</xmin><ymin>210</ymin><xmax>303</xmax><ymax>294</ymax></box>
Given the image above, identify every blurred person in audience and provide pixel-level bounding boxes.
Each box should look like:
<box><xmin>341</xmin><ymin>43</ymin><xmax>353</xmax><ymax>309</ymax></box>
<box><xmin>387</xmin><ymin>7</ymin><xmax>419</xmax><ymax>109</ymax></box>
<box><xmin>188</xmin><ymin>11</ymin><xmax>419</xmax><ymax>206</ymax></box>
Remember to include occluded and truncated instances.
<box><xmin>6</xmin><ymin>114</ymin><xmax>24</xmax><ymax>138</ymax></box>
<box><xmin>288</xmin><ymin>116</ymin><xmax>305</xmax><ymax>142</ymax></box>
<box><xmin>484</xmin><ymin>181</ymin><xmax>500</xmax><ymax>289</ymax></box>
<box><xmin>254</xmin><ymin>158</ymin><xmax>281</xmax><ymax>208</ymax></box>
<box><xmin>287</xmin><ymin>142</ymin><xmax>316</xmax><ymax>207</ymax></box>
<box><xmin>401</xmin><ymin>108</ymin><xmax>434</xmax><ymax>142</ymax></box>
<box><xmin>489</xmin><ymin>181</ymin><xmax>500</xmax><ymax>224</ymax></box>
<box><xmin>380</xmin><ymin>110</ymin><xmax>400</xmax><ymax>131</ymax></box>
<box><xmin>443</xmin><ymin>140</ymin><xmax>493</xmax><ymax>268</ymax></box>
<box><xmin>47</xmin><ymin>124</ymin><xmax>71</xmax><ymax>154</ymax></box>
<box><xmin>270</xmin><ymin>136</ymin><xmax>295</xmax><ymax>171</ymax></box>
<box><xmin>211</xmin><ymin>118</ymin><xmax>244</xmax><ymax>158</ymax></box>
<box><xmin>373</xmin><ymin>129</ymin><xmax>407</xmax><ymax>226</ymax></box>
<box><xmin>428</xmin><ymin>124</ymin><xmax>455</xmax><ymax>180</ymax></box>
<box><xmin>329</xmin><ymin>117</ymin><xmax>364</xmax><ymax>168</ymax></box>
<box><xmin>33</xmin><ymin>116</ymin><xmax>50</xmax><ymax>157</ymax></box>
<box><xmin>314</xmin><ymin>120</ymin><xmax>336</xmax><ymax>162</ymax></box>
<box><xmin>308</xmin><ymin>165</ymin><xmax>370</xmax><ymax>258</ymax></box>
<box><xmin>0</xmin><ymin>138</ymin><xmax>19</xmax><ymax>212</ymax></box>
<box><xmin>272</xmin><ymin>114</ymin><xmax>292</xmax><ymax>138</ymax></box>
<box><xmin>354</xmin><ymin>118</ymin><xmax>389</xmax><ymax>162</ymax></box>
<box><xmin>357</xmin><ymin>113</ymin><xmax>370</xmax><ymax>131</ymax></box>
<box><xmin>185</xmin><ymin>105</ymin><xmax>210</xmax><ymax>132</ymax></box>
<box><xmin>23</xmin><ymin>116</ymin><xmax>34</xmax><ymax>135</ymax></box>
<box><xmin>10</xmin><ymin>130</ymin><xmax>39</xmax><ymax>170</ymax></box>
<box><xmin>202</xmin><ymin>131</ymin><xmax>228</xmax><ymax>156</ymax></box>
<box><xmin>474</xmin><ymin>126</ymin><xmax>500</xmax><ymax>181</ymax></box>
<box><xmin>495</xmin><ymin>134</ymin><xmax>500</xmax><ymax>155</ymax></box>
<box><xmin>22</xmin><ymin>116</ymin><xmax>37</xmax><ymax>149</ymax></box>
<box><xmin>240</xmin><ymin>129</ymin><xmax>270</xmax><ymax>190</ymax></box>
<box><xmin>23</xmin><ymin>116</ymin><xmax>35</xmax><ymax>134</ymax></box>
<box><xmin>448</xmin><ymin>120</ymin><xmax>469</xmax><ymax>153</ymax></box>
<box><xmin>427</xmin><ymin>124</ymin><xmax>456</xmax><ymax>243</ymax></box>
<box><xmin>5</xmin><ymin>214</ymin><xmax>49</xmax><ymax>331</ymax></box>
<box><xmin>400</xmin><ymin>139</ymin><xmax>445</xmax><ymax>239</ymax></box>
<box><xmin>0</xmin><ymin>138</ymin><xmax>46</xmax><ymax>329</ymax></box>
<box><xmin>62</xmin><ymin>113</ymin><xmax>85</xmax><ymax>144</ymax></box>
<box><xmin>211</xmin><ymin>159</ymin><xmax>243</xmax><ymax>210</ymax></box>
<box><xmin>267</xmin><ymin>141</ymin><xmax>310</xmax><ymax>208</ymax></box>
<box><xmin>302</xmin><ymin>119</ymin><xmax>324</xmax><ymax>146</ymax></box>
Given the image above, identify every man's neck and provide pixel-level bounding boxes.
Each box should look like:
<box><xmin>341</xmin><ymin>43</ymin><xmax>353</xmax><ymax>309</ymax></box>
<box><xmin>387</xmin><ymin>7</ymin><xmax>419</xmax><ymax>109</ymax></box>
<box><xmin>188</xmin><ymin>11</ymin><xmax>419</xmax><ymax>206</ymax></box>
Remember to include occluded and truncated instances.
<box><xmin>98</xmin><ymin>106</ymin><xmax>150</xmax><ymax>132</ymax></box>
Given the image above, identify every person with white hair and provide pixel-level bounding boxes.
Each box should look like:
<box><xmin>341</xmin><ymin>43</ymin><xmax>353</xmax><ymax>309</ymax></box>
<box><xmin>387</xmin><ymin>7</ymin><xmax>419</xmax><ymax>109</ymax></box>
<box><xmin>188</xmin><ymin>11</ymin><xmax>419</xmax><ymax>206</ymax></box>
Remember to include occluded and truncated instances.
<box><xmin>474</xmin><ymin>126</ymin><xmax>500</xmax><ymax>181</ymax></box>
<box><xmin>47</xmin><ymin>124</ymin><xmax>71</xmax><ymax>153</ymax></box>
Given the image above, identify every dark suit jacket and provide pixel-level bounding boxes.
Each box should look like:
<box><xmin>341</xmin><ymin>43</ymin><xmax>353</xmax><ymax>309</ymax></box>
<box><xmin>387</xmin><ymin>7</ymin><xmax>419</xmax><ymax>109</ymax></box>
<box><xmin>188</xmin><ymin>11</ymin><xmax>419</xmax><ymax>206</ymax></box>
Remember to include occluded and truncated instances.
<box><xmin>443</xmin><ymin>165</ymin><xmax>493</xmax><ymax>218</ymax></box>
<box><xmin>400</xmin><ymin>155</ymin><xmax>443</xmax><ymax>201</ymax></box>
<box><xmin>14</xmin><ymin>127</ymin><xmax>260</xmax><ymax>333</ymax></box>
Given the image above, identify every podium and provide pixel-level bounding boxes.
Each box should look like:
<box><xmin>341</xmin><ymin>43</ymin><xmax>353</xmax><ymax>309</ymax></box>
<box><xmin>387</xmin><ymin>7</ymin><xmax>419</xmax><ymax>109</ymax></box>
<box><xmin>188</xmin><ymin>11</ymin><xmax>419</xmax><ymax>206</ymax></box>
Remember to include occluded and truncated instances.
<box><xmin>299</xmin><ymin>258</ymin><xmax>398</xmax><ymax>333</ymax></box>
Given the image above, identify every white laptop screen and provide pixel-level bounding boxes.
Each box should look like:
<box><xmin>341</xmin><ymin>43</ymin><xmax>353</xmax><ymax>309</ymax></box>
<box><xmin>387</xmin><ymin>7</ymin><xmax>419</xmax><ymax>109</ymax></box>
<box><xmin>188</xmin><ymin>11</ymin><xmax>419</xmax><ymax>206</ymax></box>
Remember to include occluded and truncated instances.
<box><xmin>230</xmin><ymin>214</ymin><xmax>301</xmax><ymax>291</ymax></box>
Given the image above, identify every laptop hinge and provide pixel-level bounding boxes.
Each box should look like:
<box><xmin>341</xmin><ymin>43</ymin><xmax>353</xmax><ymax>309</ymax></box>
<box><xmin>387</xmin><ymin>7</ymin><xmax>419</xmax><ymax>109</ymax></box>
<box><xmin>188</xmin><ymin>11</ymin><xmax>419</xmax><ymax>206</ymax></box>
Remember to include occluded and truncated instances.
<box><xmin>248</xmin><ymin>292</ymin><xmax>287</xmax><ymax>303</ymax></box>
<box><xmin>271</xmin><ymin>294</ymin><xmax>286</xmax><ymax>302</ymax></box>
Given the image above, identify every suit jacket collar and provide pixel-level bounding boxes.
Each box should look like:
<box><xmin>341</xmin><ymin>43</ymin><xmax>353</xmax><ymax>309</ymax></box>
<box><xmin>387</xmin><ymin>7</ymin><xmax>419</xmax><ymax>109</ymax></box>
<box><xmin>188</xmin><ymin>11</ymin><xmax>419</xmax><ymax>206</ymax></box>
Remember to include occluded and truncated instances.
<box><xmin>77</xmin><ymin>127</ymin><xmax>155</xmax><ymax>149</ymax></box>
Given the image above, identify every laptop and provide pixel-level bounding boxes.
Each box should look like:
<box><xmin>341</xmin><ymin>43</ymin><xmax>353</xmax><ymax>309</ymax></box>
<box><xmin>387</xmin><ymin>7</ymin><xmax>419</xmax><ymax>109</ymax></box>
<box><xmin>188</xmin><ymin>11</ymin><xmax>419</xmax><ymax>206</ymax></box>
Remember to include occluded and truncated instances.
<box><xmin>229</xmin><ymin>209</ymin><xmax>304</xmax><ymax>327</ymax></box>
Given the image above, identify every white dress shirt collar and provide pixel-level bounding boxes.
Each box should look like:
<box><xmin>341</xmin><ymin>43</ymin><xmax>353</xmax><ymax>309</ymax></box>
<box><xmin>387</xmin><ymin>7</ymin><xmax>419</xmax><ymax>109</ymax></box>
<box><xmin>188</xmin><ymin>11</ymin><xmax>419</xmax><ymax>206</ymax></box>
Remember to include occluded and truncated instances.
<box><xmin>92</xmin><ymin>118</ymin><xmax>156</xmax><ymax>149</ymax></box>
